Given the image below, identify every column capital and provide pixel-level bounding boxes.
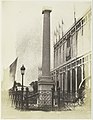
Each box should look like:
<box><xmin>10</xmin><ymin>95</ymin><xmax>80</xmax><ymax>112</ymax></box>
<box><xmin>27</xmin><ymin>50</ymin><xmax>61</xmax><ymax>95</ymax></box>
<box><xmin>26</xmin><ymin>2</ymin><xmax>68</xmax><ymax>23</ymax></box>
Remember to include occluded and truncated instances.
<box><xmin>42</xmin><ymin>8</ymin><xmax>52</xmax><ymax>14</ymax></box>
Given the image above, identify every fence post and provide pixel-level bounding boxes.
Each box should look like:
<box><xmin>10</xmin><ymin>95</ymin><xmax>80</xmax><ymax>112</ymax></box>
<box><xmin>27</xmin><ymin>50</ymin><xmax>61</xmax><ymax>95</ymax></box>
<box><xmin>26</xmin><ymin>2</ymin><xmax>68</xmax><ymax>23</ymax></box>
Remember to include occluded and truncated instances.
<box><xmin>19</xmin><ymin>91</ymin><xmax>21</xmax><ymax>109</ymax></box>
<box><xmin>11</xmin><ymin>90</ymin><xmax>13</xmax><ymax>107</ymax></box>
<box><xmin>51</xmin><ymin>86</ymin><xmax>54</xmax><ymax>110</ymax></box>
<box><xmin>21</xmin><ymin>87</ymin><xmax>24</xmax><ymax>110</ymax></box>
<box><xmin>13</xmin><ymin>91</ymin><xmax>15</xmax><ymax>107</ymax></box>
<box><xmin>26</xmin><ymin>87</ymin><xmax>29</xmax><ymax>110</ymax></box>
<box><xmin>17</xmin><ymin>91</ymin><xmax>19</xmax><ymax>109</ymax></box>
<box><xmin>57</xmin><ymin>87</ymin><xmax>60</xmax><ymax>110</ymax></box>
<box><xmin>15</xmin><ymin>87</ymin><xmax>18</xmax><ymax>108</ymax></box>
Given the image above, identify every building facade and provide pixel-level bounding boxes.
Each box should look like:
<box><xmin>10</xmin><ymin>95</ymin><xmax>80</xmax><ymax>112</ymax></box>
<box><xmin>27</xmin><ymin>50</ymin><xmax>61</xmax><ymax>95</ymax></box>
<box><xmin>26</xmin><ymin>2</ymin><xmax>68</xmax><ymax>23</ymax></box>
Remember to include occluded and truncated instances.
<box><xmin>51</xmin><ymin>8</ymin><xmax>91</xmax><ymax>101</ymax></box>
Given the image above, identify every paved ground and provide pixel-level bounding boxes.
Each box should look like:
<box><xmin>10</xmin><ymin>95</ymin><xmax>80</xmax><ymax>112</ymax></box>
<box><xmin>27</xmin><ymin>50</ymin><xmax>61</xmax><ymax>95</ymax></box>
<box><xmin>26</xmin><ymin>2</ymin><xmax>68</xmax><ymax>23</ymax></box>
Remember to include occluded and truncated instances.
<box><xmin>1</xmin><ymin>90</ymin><xmax>91</xmax><ymax>119</ymax></box>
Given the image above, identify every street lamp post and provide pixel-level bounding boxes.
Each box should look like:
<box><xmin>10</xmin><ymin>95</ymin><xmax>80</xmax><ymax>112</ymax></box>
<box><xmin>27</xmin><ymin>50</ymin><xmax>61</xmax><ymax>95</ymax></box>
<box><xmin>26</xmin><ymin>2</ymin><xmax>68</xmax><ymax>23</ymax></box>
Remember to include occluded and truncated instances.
<box><xmin>20</xmin><ymin>65</ymin><xmax>25</xmax><ymax>110</ymax></box>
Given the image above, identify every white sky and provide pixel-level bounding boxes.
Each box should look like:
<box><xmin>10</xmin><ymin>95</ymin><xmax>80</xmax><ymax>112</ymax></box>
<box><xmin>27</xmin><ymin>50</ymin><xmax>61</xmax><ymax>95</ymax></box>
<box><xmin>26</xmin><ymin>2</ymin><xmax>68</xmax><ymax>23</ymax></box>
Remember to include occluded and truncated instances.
<box><xmin>1</xmin><ymin>0</ymin><xmax>91</xmax><ymax>85</ymax></box>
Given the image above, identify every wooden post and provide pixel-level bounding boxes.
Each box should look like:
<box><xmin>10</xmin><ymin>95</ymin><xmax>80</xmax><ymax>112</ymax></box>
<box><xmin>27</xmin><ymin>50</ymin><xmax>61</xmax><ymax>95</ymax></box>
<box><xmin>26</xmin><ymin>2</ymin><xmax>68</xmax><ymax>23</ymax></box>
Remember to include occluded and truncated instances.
<box><xmin>21</xmin><ymin>87</ymin><xmax>24</xmax><ymax>110</ymax></box>
<box><xmin>19</xmin><ymin>91</ymin><xmax>21</xmax><ymax>109</ymax></box>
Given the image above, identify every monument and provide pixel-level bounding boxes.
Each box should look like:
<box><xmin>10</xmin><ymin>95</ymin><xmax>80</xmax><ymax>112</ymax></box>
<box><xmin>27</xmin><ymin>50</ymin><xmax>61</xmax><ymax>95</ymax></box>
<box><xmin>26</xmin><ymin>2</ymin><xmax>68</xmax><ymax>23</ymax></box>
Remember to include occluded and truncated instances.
<box><xmin>38</xmin><ymin>9</ymin><xmax>54</xmax><ymax>108</ymax></box>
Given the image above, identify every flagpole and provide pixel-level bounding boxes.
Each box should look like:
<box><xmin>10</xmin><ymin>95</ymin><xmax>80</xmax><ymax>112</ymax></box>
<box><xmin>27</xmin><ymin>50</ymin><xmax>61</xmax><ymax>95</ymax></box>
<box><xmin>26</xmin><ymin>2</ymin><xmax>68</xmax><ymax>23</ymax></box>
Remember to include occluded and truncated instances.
<box><xmin>62</xmin><ymin>19</ymin><xmax>64</xmax><ymax>37</ymax></box>
<box><xmin>54</xmin><ymin>30</ymin><xmax>57</xmax><ymax>44</ymax></box>
<box><xmin>74</xmin><ymin>5</ymin><xmax>76</xmax><ymax>23</ymax></box>
<box><xmin>56</xmin><ymin>27</ymin><xmax>58</xmax><ymax>42</ymax></box>
<box><xmin>59</xmin><ymin>23</ymin><xmax>61</xmax><ymax>40</ymax></box>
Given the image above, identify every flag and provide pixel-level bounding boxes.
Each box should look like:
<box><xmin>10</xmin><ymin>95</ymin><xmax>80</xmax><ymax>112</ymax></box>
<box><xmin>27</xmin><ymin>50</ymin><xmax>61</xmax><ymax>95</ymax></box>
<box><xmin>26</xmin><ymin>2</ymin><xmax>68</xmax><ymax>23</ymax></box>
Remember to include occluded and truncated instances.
<box><xmin>57</xmin><ymin>27</ymin><xmax>60</xmax><ymax>36</ymax></box>
<box><xmin>61</xmin><ymin>19</ymin><xmax>64</xmax><ymax>37</ymax></box>
<box><xmin>62</xmin><ymin>19</ymin><xmax>64</xmax><ymax>25</ymax></box>
<box><xmin>56</xmin><ymin>27</ymin><xmax>59</xmax><ymax>33</ymax></box>
<box><xmin>54</xmin><ymin>30</ymin><xmax>57</xmax><ymax>44</ymax></box>
<box><xmin>73</xmin><ymin>6</ymin><xmax>76</xmax><ymax>23</ymax></box>
<box><xmin>59</xmin><ymin>23</ymin><xmax>61</xmax><ymax>28</ymax></box>
<box><xmin>9</xmin><ymin>57</ymin><xmax>18</xmax><ymax>80</ymax></box>
<box><xmin>54</xmin><ymin>30</ymin><xmax>57</xmax><ymax>36</ymax></box>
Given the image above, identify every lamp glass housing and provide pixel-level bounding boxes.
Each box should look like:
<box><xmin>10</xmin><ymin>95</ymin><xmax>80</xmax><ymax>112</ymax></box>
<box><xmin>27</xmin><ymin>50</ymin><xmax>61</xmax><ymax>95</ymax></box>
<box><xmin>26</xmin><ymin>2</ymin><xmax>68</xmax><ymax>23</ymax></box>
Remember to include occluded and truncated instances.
<box><xmin>20</xmin><ymin>65</ymin><xmax>25</xmax><ymax>75</ymax></box>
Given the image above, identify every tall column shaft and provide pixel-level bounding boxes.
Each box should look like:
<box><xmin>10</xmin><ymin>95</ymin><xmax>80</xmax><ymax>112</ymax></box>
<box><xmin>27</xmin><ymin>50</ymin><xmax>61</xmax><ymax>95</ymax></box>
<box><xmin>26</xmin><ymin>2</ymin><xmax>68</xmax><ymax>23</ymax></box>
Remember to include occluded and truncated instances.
<box><xmin>65</xmin><ymin>71</ymin><xmax>67</xmax><ymax>92</ymax></box>
<box><xmin>75</xmin><ymin>67</ymin><xmax>78</xmax><ymax>97</ymax></box>
<box><xmin>70</xmin><ymin>69</ymin><xmax>72</xmax><ymax>92</ymax></box>
<box><xmin>81</xmin><ymin>65</ymin><xmax>84</xmax><ymax>83</ymax></box>
<box><xmin>54</xmin><ymin>50</ymin><xmax>55</xmax><ymax>68</ymax></box>
<box><xmin>42</xmin><ymin>10</ymin><xmax>51</xmax><ymax>76</ymax></box>
<box><xmin>61</xmin><ymin>73</ymin><xmax>63</xmax><ymax>91</ymax></box>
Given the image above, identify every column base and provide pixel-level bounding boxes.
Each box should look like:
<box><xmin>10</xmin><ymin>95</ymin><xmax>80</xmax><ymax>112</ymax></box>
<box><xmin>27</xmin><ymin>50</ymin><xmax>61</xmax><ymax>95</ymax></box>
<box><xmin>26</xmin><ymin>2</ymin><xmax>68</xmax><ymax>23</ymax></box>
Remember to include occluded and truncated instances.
<box><xmin>38</xmin><ymin>76</ymin><xmax>54</xmax><ymax>109</ymax></box>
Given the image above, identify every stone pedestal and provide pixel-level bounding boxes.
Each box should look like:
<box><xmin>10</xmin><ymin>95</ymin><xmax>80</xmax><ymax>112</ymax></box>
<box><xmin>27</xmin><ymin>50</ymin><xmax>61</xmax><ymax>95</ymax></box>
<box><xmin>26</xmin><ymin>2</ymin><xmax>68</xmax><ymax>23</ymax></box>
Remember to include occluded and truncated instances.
<box><xmin>38</xmin><ymin>76</ymin><xmax>54</xmax><ymax>108</ymax></box>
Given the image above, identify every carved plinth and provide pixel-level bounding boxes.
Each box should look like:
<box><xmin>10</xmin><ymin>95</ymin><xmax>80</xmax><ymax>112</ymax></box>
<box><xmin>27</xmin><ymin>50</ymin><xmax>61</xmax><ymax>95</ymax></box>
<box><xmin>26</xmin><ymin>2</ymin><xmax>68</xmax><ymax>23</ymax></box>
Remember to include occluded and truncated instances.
<box><xmin>37</xmin><ymin>76</ymin><xmax>54</xmax><ymax>109</ymax></box>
